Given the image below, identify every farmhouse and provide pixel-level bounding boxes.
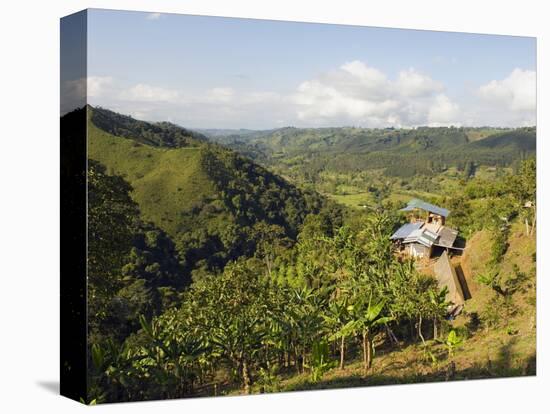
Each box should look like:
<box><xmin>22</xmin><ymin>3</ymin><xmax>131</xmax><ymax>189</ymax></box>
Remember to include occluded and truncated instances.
<box><xmin>391</xmin><ymin>199</ymin><xmax>469</xmax><ymax>311</ymax></box>
<box><xmin>390</xmin><ymin>198</ymin><xmax>460</xmax><ymax>259</ymax></box>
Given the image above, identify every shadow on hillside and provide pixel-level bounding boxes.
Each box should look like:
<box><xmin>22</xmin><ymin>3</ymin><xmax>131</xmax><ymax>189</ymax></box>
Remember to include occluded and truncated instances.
<box><xmin>283</xmin><ymin>341</ymin><xmax>536</xmax><ymax>393</ymax></box>
<box><xmin>455</xmin><ymin>264</ymin><xmax>472</xmax><ymax>300</ymax></box>
<box><xmin>453</xmin><ymin>235</ymin><xmax>467</xmax><ymax>250</ymax></box>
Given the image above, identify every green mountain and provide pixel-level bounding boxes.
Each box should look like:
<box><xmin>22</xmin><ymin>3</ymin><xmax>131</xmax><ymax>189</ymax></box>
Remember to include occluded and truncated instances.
<box><xmin>87</xmin><ymin>106</ymin><xmax>333</xmax><ymax>278</ymax></box>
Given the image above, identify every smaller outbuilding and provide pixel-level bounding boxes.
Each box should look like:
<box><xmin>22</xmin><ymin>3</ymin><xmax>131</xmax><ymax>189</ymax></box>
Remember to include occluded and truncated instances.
<box><xmin>434</xmin><ymin>251</ymin><xmax>465</xmax><ymax>311</ymax></box>
<box><xmin>400</xmin><ymin>198</ymin><xmax>449</xmax><ymax>226</ymax></box>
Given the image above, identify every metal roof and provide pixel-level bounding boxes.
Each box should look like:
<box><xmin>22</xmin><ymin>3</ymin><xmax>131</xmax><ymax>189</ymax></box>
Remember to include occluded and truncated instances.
<box><xmin>400</xmin><ymin>198</ymin><xmax>450</xmax><ymax>217</ymax></box>
<box><xmin>391</xmin><ymin>221</ymin><xmax>459</xmax><ymax>249</ymax></box>
<box><xmin>434</xmin><ymin>226</ymin><xmax>458</xmax><ymax>248</ymax></box>
<box><xmin>390</xmin><ymin>222</ymin><xmax>423</xmax><ymax>240</ymax></box>
<box><xmin>417</xmin><ymin>229</ymin><xmax>439</xmax><ymax>247</ymax></box>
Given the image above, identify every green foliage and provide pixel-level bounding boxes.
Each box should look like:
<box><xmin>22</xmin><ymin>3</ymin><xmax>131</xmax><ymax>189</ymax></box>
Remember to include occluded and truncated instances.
<box><xmin>444</xmin><ymin>195</ymin><xmax>472</xmax><ymax>230</ymax></box>
<box><xmin>488</xmin><ymin>219</ymin><xmax>511</xmax><ymax>265</ymax></box>
<box><xmin>476</xmin><ymin>266</ymin><xmax>527</xmax><ymax>298</ymax></box>
<box><xmin>304</xmin><ymin>340</ymin><xmax>336</xmax><ymax>383</ymax></box>
<box><xmin>440</xmin><ymin>330</ymin><xmax>464</xmax><ymax>358</ymax></box>
<box><xmin>87</xmin><ymin>160</ymin><xmax>189</xmax><ymax>345</ymax></box>
<box><xmin>88</xmin><ymin>160</ymin><xmax>139</xmax><ymax>297</ymax></box>
<box><xmin>255</xmin><ymin>365</ymin><xmax>281</xmax><ymax>393</ymax></box>
<box><xmin>477</xmin><ymin>265</ymin><xmax>529</xmax><ymax>330</ymax></box>
<box><xmin>350</xmin><ymin>298</ymin><xmax>393</xmax><ymax>335</ymax></box>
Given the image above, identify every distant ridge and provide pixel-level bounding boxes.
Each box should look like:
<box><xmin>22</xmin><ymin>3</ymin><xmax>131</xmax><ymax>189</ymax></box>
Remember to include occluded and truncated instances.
<box><xmin>91</xmin><ymin>106</ymin><xmax>208</xmax><ymax>148</ymax></box>
<box><xmin>204</xmin><ymin>124</ymin><xmax>536</xmax><ymax>177</ymax></box>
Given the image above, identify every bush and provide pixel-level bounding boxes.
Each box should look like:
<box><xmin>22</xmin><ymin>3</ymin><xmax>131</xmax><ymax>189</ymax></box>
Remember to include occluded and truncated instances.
<box><xmin>305</xmin><ymin>340</ymin><xmax>336</xmax><ymax>383</ymax></box>
<box><xmin>487</xmin><ymin>221</ymin><xmax>510</xmax><ymax>265</ymax></box>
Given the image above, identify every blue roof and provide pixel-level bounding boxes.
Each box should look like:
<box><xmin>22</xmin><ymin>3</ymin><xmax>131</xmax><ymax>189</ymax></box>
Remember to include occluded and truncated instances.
<box><xmin>400</xmin><ymin>198</ymin><xmax>450</xmax><ymax>217</ymax></box>
<box><xmin>390</xmin><ymin>222</ymin><xmax>423</xmax><ymax>240</ymax></box>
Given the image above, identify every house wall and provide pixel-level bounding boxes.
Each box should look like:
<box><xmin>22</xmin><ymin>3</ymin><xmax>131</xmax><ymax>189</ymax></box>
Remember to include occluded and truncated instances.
<box><xmin>428</xmin><ymin>213</ymin><xmax>445</xmax><ymax>226</ymax></box>
<box><xmin>408</xmin><ymin>243</ymin><xmax>430</xmax><ymax>258</ymax></box>
<box><xmin>434</xmin><ymin>251</ymin><xmax>465</xmax><ymax>306</ymax></box>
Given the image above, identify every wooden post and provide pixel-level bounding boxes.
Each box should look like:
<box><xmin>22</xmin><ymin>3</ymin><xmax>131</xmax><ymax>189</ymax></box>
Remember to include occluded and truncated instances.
<box><xmin>340</xmin><ymin>337</ymin><xmax>345</xmax><ymax>370</ymax></box>
<box><xmin>530</xmin><ymin>206</ymin><xmax>536</xmax><ymax>236</ymax></box>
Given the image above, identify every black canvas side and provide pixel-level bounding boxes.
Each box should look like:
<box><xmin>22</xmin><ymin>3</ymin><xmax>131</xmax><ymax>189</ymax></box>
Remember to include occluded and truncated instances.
<box><xmin>60</xmin><ymin>9</ymin><xmax>88</xmax><ymax>403</ymax></box>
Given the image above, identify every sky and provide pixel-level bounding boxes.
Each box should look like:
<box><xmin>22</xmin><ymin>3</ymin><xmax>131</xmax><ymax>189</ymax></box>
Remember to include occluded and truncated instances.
<box><xmin>81</xmin><ymin>9</ymin><xmax>536</xmax><ymax>129</ymax></box>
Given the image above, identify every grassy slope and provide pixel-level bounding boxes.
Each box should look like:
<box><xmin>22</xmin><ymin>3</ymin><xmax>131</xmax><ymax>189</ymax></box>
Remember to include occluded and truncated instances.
<box><xmin>88</xmin><ymin>120</ymin><xmax>220</xmax><ymax>237</ymax></box>
<box><xmin>458</xmin><ymin>221</ymin><xmax>536</xmax><ymax>316</ymax></box>
<box><xmin>454</xmin><ymin>220</ymin><xmax>536</xmax><ymax>375</ymax></box>
<box><xmin>465</xmin><ymin>128</ymin><xmax>511</xmax><ymax>142</ymax></box>
<box><xmin>469</xmin><ymin>129</ymin><xmax>536</xmax><ymax>151</ymax></box>
<box><xmin>327</xmin><ymin>192</ymin><xmax>375</xmax><ymax>209</ymax></box>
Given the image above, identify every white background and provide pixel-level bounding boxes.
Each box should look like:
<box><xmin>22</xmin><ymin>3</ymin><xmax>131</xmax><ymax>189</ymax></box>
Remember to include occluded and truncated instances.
<box><xmin>0</xmin><ymin>0</ymin><xmax>547</xmax><ymax>412</ymax></box>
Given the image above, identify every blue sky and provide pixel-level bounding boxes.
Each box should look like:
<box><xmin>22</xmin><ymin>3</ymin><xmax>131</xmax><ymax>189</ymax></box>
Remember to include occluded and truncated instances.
<box><xmin>84</xmin><ymin>9</ymin><xmax>536</xmax><ymax>129</ymax></box>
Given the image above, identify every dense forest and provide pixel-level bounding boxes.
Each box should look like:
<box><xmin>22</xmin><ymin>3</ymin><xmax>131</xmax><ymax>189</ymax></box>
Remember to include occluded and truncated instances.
<box><xmin>78</xmin><ymin>106</ymin><xmax>536</xmax><ymax>403</ymax></box>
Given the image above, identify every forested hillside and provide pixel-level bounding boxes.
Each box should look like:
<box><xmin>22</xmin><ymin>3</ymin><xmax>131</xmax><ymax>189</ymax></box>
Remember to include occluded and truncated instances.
<box><xmin>91</xmin><ymin>106</ymin><xmax>208</xmax><ymax>147</ymax></box>
<box><xmin>88</xmin><ymin>107</ymin><xmax>338</xmax><ymax>282</ymax></box>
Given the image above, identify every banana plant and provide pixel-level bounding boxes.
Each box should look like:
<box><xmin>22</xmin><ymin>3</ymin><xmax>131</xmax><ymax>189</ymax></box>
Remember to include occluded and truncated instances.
<box><xmin>303</xmin><ymin>340</ymin><xmax>336</xmax><ymax>383</ymax></box>
<box><xmin>440</xmin><ymin>330</ymin><xmax>464</xmax><ymax>358</ymax></box>
<box><xmin>428</xmin><ymin>286</ymin><xmax>449</xmax><ymax>340</ymax></box>
<box><xmin>349</xmin><ymin>297</ymin><xmax>394</xmax><ymax>375</ymax></box>
<box><xmin>139</xmin><ymin>313</ymin><xmax>208</xmax><ymax>397</ymax></box>
<box><xmin>323</xmin><ymin>298</ymin><xmax>353</xmax><ymax>369</ymax></box>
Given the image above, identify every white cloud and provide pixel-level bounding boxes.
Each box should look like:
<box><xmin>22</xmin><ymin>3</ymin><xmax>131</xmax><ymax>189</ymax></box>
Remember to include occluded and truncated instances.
<box><xmin>206</xmin><ymin>87</ymin><xmax>235</xmax><ymax>103</ymax></box>
<box><xmin>86</xmin><ymin>78</ymin><xmax>292</xmax><ymax>128</ymax></box>
<box><xmin>146</xmin><ymin>13</ymin><xmax>162</xmax><ymax>20</ymax></box>
<box><xmin>427</xmin><ymin>94</ymin><xmax>460</xmax><ymax>126</ymax></box>
<box><xmin>119</xmin><ymin>83</ymin><xmax>180</xmax><ymax>103</ymax></box>
<box><xmin>397</xmin><ymin>68</ymin><xmax>443</xmax><ymax>97</ymax></box>
<box><xmin>293</xmin><ymin>60</ymin><xmax>458</xmax><ymax>127</ymax></box>
<box><xmin>479</xmin><ymin>68</ymin><xmax>536</xmax><ymax>113</ymax></box>
<box><xmin>472</xmin><ymin>68</ymin><xmax>536</xmax><ymax>126</ymax></box>
<box><xmin>294</xmin><ymin>79</ymin><xmax>399</xmax><ymax>122</ymax></box>
<box><xmin>84</xmin><ymin>66</ymin><xmax>536</xmax><ymax>128</ymax></box>
<box><xmin>340</xmin><ymin>61</ymin><xmax>390</xmax><ymax>99</ymax></box>
<box><xmin>62</xmin><ymin>76</ymin><xmax>114</xmax><ymax>114</ymax></box>
<box><xmin>242</xmin><ymin>91</ymin><xmax>282</xmax><ymax>105</ymax></box>
<box><xmin>87</xmin><ymin>76</ymin><xmax>113</xmax><ymax>98</ymax></box>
